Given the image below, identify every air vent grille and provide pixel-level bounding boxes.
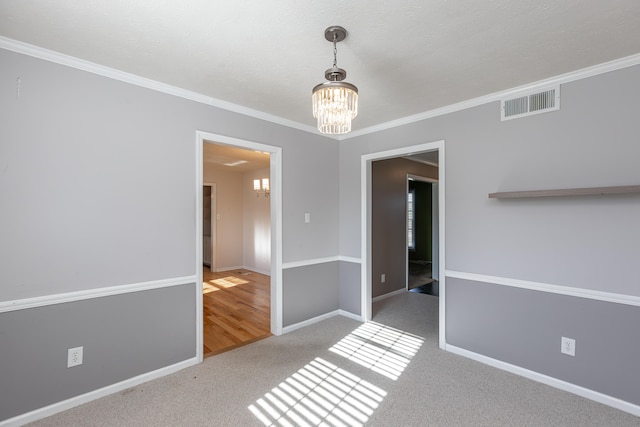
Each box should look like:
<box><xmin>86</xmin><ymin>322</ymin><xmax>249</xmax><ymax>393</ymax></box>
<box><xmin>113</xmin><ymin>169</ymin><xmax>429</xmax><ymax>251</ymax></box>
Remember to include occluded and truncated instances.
<box><xmin>501</xmin><ymin>86</ymin><xmax>560</xmax><ymax>120</ymax></box>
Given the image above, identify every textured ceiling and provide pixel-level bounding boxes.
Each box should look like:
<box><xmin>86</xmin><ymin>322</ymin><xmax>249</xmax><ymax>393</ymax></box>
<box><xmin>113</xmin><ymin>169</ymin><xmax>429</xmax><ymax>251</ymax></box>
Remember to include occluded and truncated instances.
<box><xmin>1</xmin><ymin>1</ymin><xmax>639</xmax><ymax>135</ymax></box>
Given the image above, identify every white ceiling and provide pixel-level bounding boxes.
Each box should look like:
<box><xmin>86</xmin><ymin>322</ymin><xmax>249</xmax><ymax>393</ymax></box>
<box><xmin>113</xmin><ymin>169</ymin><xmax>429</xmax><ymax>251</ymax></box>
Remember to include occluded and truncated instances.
<box><xmin>1</xmin><ymin>1</ymin><xmax>639</xmax><ymax>135</ymax></box>
<box><xmin>203</xmin><ymin>142</ymin><xmax>270</xmax><ymax>172</ymax></box>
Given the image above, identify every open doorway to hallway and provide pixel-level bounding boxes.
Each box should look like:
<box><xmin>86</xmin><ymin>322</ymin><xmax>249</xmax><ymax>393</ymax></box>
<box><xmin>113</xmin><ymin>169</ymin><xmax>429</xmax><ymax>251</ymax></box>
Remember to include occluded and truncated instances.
<box><xmin>201</xmin><ymin>141</ymin><xmax>272</xmax><ymax>357</ymax></box>
<box><xmin>370</xmin><ymin>151</ymin><xmax>439</xmax><ymax>302</ymax></box>
<box><xmin>361</xmin><ymin>140</ymin><xmax>446</xmax><ymax>349</ymax></box>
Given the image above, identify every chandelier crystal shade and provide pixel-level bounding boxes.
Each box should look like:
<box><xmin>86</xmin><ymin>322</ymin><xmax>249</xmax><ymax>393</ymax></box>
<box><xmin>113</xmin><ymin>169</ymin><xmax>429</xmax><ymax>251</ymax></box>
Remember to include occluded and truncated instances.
<box><xmin>312</xmin><ymin>26</ymin><xmax>358</xmax><ymax>135</ymax></box>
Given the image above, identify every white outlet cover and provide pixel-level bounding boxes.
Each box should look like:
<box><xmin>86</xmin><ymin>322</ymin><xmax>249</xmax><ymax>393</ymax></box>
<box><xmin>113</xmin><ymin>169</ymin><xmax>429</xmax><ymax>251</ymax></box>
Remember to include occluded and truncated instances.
<box><xmin>561</xmin><ymin>337</ymin><xmax>575</xmax><ymax>356</ymax></box>
<box><xmin>67</xmin><ymin>346</ymin><xmax>84</xmax><ymax>367</ymax></box>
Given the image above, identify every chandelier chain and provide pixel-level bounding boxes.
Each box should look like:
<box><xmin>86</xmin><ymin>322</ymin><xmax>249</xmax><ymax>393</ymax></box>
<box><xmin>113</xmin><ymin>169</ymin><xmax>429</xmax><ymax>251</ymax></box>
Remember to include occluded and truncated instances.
<box><xmin>332</xmin><ymin>33</ymin><xmax>338</xmax><ymax>69</ymax></box>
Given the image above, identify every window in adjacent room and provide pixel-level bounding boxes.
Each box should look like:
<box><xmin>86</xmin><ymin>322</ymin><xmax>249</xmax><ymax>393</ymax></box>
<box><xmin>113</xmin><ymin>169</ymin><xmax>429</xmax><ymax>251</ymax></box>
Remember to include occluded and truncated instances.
<box><xmin>407</xmin><ymin>189</ymin><xmax>415</xmax><ymax>250</ymax></box>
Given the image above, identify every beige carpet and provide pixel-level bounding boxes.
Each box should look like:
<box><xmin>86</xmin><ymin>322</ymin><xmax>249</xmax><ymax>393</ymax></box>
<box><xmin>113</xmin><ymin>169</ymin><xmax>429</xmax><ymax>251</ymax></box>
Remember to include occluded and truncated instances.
<box><xmin>29</xmin><ymin>293</ymin><xmax>638</xmax><ymax>426</ymax></box>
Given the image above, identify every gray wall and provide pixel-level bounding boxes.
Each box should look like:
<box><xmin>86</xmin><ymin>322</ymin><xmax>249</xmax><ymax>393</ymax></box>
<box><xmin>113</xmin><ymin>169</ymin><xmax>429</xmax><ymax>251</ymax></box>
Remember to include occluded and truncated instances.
<box><xmin>0</xmin><ymin>47</ymin><xmax>341</xmax><ymax>422</ymax></box>
<box><xmin>283</xmin><ymin>262</ymin><xmax>339</xmax><ymax>326</ymax></box>
<box><xmin>2</xmin><ymin>38</ymin><xmax>639</xmax><ymax>420</ymax></box>
<box><xmin>282</xmin><ymin>139</ymin><xmax>340</xmax><ymax>263</ymax></box>
<box><xmin>339</xmin><ymin>64</ymin><xmax>640</xmax><ymax>406</ymax></box>
<box><xmin>446</xmin><ymin>277</ymin><xmax>640</xmax><ymax>405</ymax></box>
<box><xmin>371</xmin><ymin>158</ymin><xmax>438</xmax><ymax>297</ymax></box>
<box><xmin>339</xmin><ymin>261</ymin><xmax>361</xmax><ymax>315</ymax></box>
<box><xmin>2</xmin><ymin>51</ymin><xmax>194</xmax><ymax>299</ymax></box>
<box><xmin>0</xmin><ymin>284</ymin><xmax>196</xmax><ymax>420</ymax></box>
<box><xmin>1</xmin><ymin>48</ymin><xmax>340</xmax><ymax>301</ymax></box>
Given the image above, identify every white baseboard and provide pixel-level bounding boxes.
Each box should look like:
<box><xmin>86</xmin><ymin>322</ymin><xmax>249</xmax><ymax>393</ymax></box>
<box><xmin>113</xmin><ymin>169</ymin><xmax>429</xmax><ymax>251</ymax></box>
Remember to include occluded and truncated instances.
<box><xmin>372</xmin><ymin>288</ymin><xmax>406</xmax><ymax>303</ymax></box>
<box><xmin>281</xmin><ymin>309</ymin><xmax>363</xmax><ymax>334</ymax></box>
<box><xmin>215</xmin><ymin>265</ymin><xmax>244</xmax><ymax>272</ymax></box>
<box><xmin>338</xmin><ymin>309</ymin><xmax>363</xmax><ymax>322</ymax></box>
<box><xmin>445</xmin><ymin>344</ymin><xmax>640</xmax><ymax>417</ymax></box>
<box><xmin>282</xmin><ymin>310</ymin><xmax>341</xmax><ymax>334</ymax></box>
<box><xmin>213</xmin><ymin>266</ymin><xmax>270</xmax><ymax>276</ymax></box>
<box><xmin>0</xmin><ymin>357</ymin><xmax>199</xmax><ymax>427</ymax></box>
<box><xmin>243</xmin><ymin>266</ymin><xmax>271</xmax><ymax>276</ymax></box>
<box><xmin>338</xmin><ymin>256</ymin><xmax>361</xmax><ymax>264</ymax></box>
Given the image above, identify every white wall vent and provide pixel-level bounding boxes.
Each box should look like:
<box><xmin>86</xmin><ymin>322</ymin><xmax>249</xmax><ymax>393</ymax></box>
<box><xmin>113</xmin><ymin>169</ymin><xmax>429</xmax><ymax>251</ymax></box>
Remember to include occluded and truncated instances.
<box><xmin>501</xmin><ymin>86</ymin><xmax>560</xmax><ymax>121</ymax></box>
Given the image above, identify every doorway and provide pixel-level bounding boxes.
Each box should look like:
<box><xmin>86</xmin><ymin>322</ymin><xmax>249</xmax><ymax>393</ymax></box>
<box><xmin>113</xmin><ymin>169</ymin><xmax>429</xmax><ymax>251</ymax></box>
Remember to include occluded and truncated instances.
<box><xmin>407</xmin><ymin>175</ymin><xmax>439</xmax><ymax>296</ymax></box>
<box><xmin>200</xmin><ymin>143</ymin><xmax>271</xmax><ymax>357</ymax></box>
<box><xmin>361</xmin><ymin>140</ymin><xmax>446</xmax><ymax>349</ymax></box>
<box><xmin>195</xmin><ymin>131</ymin><xmax>283</xmax><ymax>363</ymax></box>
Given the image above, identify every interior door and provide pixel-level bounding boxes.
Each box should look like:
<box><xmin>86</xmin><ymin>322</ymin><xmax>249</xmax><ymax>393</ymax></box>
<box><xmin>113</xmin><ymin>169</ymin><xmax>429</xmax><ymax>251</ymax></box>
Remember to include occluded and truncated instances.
<box><xmin>203</xmin><ymin>184</ymin><xmax>216</xmax><ymax>270</ymax></box>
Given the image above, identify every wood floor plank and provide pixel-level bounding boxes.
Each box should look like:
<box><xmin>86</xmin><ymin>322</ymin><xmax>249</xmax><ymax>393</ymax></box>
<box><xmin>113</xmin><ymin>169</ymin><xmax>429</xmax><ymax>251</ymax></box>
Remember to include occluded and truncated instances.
<box><xmin>202</xmin><ymin>268</ymin><xmax>271</xmax><ymax>358</ymax></box>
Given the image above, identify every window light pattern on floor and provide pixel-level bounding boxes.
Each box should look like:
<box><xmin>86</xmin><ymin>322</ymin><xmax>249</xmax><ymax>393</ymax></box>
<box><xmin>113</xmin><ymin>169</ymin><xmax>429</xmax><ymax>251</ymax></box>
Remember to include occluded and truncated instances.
<box><xmin>329</xmin><ymin>322</ymin><xmax>424</xmax><ymax>380</ymax></box>
<box><xmin>248</xmin><ymin>357</ymin><xmax>386</xmax><ymax>427</ymax></box>
<box><xmin>202</xmin><ymin>276</ymin><xmax>249</xmax><ymax>293</ymax></box>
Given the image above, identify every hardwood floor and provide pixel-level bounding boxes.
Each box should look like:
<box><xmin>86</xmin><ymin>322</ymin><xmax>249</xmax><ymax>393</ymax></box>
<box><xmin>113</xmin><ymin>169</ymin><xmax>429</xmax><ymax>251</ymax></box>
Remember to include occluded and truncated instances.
<box><xmin>202</xmin><ymin>268</ymin><xmax>271</xmax><ymax>357</ymax></box>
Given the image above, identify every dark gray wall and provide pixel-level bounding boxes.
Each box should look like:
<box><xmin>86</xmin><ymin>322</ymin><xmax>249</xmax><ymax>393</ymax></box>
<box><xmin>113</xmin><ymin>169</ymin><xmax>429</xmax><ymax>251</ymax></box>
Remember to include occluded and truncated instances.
<box><xmin>339</xmin><ymin>261</ymin><xmax>361</xmax><ymax>315</ymax></box>
<box><xmin>339</xmin><ymin>64</ymin><xmax>640</xmax><ymax>407</ymax></box>
<box><xmin>283</xmin><ymin>262</ymin><xmax>339</xmax><ymax>326</ymax></box>
<box><xmin>0</xmin><ymin>284</ymin><xmax>196</xmax><ymax>421</ymax></box>
<box><xmin>446</xmin><ymin>277</ymin><xmax>640</xmax><ymax>405</ymax></box>
<box><xmin>371</xmin><ymin>158</ymin><xmax>438</xmax><ymax>297</ymax></box>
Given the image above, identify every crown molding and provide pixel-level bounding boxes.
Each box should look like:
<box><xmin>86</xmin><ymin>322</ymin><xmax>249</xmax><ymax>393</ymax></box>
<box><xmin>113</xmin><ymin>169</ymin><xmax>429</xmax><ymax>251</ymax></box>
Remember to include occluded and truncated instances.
<box><xmin>342</xmin><ymin>52</ymin><xmax>640</xmax><ymax>140</ymax></box>
<box><xmin>0</xmin><ymin>36</ymin><xmax>323</xmax><ymax>136</ymax></box>
<box><xmin>2</xmin><ymin>36</ymin><xmax>638</xmax><ymax>141</ymax></box>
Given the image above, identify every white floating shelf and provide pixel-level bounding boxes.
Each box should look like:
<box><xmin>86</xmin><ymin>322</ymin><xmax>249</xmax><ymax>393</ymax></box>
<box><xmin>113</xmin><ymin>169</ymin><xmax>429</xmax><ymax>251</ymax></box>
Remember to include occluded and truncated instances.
<box><xmin>488</xmin><ymin>185</ymin><xmax>640</xmax><ymax>199</ymax></box>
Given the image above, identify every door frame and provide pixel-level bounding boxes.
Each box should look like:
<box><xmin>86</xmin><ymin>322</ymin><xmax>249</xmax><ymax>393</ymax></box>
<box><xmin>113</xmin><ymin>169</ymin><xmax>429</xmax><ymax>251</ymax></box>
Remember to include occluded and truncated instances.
<box><xmin>361</xmin><ymin>140</ymin><xmax>446</xmax><ymax>349</ymax></box>
<box><xmin>203</xmin><ymin>182</ymin><xmax>216</xmax><ymax>272</ymax></box>
<box><xmin>406</xmin><ymin>174</ymin><xmax>438</xmax><ymax>291</ymax></box>
<box><xmin>195</xmin><ymin>131</ymin><xmax>283</xmax><ymax>363</ymax></box>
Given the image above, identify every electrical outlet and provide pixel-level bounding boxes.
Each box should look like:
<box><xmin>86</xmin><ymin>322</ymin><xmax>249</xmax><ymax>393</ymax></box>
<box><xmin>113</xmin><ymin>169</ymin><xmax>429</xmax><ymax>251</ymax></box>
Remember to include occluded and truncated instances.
<box><xmin>561</xmin><ymin>337</ymin><xmax>575</xmax><ymax>356</ymax></box>
<box><xmin>381</xmin><ymin>274</ymin><xmax>386</xmax><ymax>283</ymax></box>
<box><xmin>67</xmin><ymin>346</ymin><xmax>84</xmax><ymax>367</ymax></box>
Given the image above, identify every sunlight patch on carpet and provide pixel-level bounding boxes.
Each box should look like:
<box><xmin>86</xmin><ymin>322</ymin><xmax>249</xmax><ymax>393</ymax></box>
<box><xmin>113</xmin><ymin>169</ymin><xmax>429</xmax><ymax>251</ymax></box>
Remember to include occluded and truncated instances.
<box><xmin>329</xmin><ymin>322</ymin><xmax>424</xmax><ymax>380</ymax></box>
<box><xmin>249</xmin><ymin>357</ymin><xmax>386</xmax><ymax>426</ymax></box>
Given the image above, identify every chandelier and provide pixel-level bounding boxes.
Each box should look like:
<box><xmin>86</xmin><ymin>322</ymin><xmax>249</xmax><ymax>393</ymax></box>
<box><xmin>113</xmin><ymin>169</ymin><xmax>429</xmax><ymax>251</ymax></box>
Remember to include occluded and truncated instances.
<box><xmin>312</xmin><ymin>26</ymin><xmax>358</xmax><ymax>135</ymax></box>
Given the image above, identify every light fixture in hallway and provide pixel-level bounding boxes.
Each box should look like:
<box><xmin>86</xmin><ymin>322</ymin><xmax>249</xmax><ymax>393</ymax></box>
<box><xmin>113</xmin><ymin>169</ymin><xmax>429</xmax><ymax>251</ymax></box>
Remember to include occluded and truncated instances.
<box><xmin>253</xmin><ymin>178</ymin><xmax>270</xmax><ymax>197</ymax></box>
